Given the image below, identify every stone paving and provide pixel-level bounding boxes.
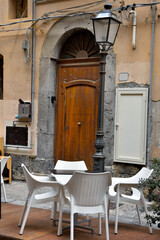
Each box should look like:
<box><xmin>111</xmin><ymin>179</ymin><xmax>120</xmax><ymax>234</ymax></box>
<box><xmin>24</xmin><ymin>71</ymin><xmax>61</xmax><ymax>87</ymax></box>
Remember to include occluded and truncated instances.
<box><xmin>2</xmin><ymin>180</ymin><xmax>159</xmax><ymax>230</ymax></box>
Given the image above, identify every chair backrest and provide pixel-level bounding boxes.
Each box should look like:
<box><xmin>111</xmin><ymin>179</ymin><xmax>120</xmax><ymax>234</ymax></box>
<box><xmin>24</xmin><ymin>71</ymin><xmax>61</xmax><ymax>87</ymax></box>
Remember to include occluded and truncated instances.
<box><xmin>54</xmin><ymin>160</ymin><xmax>87</xmax><ymax>171</ymax></box>
<box><xmin>21</xmin><ymin>163</ymin><xmax>40</xmax><ymax>193</ymax></box>
<box><xmin>66</xmin><ymin>171</ymin><xmax>111</xmax><ymax>206</ymax></box>
<box><xmin>130</xmin><ymin>167</ymin><xmax>153</xmax><ymax>183</ymax></box>
<box><xmin>1</xmin><ymin>156</ymin><xmax>9</xmax><ymax>182</ymax></box>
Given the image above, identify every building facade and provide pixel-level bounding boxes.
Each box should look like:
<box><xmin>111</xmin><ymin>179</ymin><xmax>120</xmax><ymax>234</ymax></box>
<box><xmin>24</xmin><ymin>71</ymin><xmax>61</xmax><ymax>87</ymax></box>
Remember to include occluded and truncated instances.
<box><xmin>0</xmin><ymin>0</ymin><xmax>160</xmax><ymax>179</ymax></box>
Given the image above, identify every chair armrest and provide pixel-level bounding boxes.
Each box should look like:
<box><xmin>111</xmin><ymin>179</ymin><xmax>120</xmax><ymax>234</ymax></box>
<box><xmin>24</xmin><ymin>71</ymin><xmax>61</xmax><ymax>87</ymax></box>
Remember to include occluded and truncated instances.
<box><xmin>115</xmin><ymin>183</ymin><xmax>142</xmax><ymax>199</ymax></box>
<box><xmin>32</xmin><ymin>174</ymin><xmax>58</xmax><ymax>185</ymax></box>
<box><xmin>116</xmin><ymin>183</ymin><xmax>138</xmax><ymax>189</ymax></box>
<box><xmin>109</xmin><ymin>177</ymin><xmax>141</xmax><ymax>197</ymax></box>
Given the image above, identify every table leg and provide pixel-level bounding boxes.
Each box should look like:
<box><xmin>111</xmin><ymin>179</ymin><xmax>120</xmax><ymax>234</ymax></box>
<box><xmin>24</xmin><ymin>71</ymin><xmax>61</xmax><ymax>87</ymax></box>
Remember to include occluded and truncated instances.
<box><xmin>62</xmin><ymin>213</ymin><xmax>94</xmax><ymax>234</ymax></box>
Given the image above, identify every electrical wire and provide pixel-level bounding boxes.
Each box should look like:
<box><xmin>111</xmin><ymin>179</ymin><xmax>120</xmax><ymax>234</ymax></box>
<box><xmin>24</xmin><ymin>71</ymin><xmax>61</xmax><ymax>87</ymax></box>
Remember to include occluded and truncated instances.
<box><xmin>43</xmin><ymin>0</ymin><xmax>108</xmax><ymax>15</ymax></box>
<box><xmin>0</xmin><ymin>11</ymin><xmax>100</xmax><ymax>32</ymax></box>
<box><xmin>0</xmin><ymin>28</ymin><xmax>27</xmax><ymax>33</ymax></box>
<box><xmin>1</xmin><ymin>1</ymin><xmax>160</xmax><ymax>32</ymax></box>
<box><xmin>111</xmin><ymin>1</ymin><xmax>160</xmax><ymax>12</ymax></box>
<box><xmin>0</xmin><ymin>0</ymin><xmax>108</xmax><ymax>27</ymax></box>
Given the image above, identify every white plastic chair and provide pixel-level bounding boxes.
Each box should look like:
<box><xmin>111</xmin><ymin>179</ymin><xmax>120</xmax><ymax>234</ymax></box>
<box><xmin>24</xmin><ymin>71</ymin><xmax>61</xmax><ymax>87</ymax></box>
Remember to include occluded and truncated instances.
<box><xmin>18</xmin><ymin>163</ymin><xmax>60</xmax><ymax>235</ymax></box>
<box><xmin>58</xmin><ymin>171</ymin><xmax>111</xmax><ymax>240</ymax></box>
<box><xmin>51</xmin><ymin>160</ymin><xmax>87</xmax><ymax>221</ymax></box>
<box><xmin>109</xmin><ymin>167</ymin><xmax>153</xmax><ymax>234</ymax></box>
<box><xmin>1</xmin><ymin>156</ymin><xmax>10</xmax><ymax>203</ymax></box>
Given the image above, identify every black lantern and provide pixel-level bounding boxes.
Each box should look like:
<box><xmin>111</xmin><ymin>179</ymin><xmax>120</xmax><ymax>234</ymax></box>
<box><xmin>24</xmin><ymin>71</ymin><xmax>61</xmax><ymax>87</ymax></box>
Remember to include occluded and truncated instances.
<box><xmin>92</xmin><ymin>4</ymin><xmax>121</xmax><ymax>49</ymax></box>
<box><xmin>92</xmin><ymin>4</ymin><xmax>121</xmax><ymax>172</ymax></box>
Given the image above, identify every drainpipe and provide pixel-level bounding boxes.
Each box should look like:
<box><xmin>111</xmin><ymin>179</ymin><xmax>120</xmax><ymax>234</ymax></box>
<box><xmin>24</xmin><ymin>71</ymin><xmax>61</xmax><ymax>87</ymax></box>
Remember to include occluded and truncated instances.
<box><xmin>30</xmin><ymin>0</ymin><xmax>36</xmax><ymax>148</ymax></box>
<box><xmin>129</xmin><ymin>10</ymin><xmax>136</xmax><ymax>49</ymax></box>
<box><xmin>147</xmin><ymin>0</ymin><xmax>156</xmax><ymax>168</ymax></box>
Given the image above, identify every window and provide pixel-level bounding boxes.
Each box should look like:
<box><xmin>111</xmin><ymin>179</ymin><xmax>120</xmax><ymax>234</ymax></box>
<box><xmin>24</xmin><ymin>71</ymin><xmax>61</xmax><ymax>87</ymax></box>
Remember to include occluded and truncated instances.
<box><xmin>9</xmin><ymin>0</ymin><xmax>28</xmax><ymax>19</ymax></box>
<box><xmin>0</xmin><ymin>54</ymin><xmax>3</xmax><ymax>100</ymax></box>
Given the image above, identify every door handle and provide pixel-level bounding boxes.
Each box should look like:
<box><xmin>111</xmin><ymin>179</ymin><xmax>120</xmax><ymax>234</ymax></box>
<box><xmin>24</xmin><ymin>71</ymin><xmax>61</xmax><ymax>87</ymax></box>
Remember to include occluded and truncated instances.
<box><xmin>78</xmin><ymin>122</ymin><xmax>81</xmax><ymax>126</ymax></box>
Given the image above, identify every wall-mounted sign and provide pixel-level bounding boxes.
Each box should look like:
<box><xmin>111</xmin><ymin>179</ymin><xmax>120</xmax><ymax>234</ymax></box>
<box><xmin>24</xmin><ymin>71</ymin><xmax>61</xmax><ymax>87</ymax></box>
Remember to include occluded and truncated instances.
<box><xmin>118</xmin><ymin>72</ymin><xmax>129</xmax><ymax>81</ymax></box>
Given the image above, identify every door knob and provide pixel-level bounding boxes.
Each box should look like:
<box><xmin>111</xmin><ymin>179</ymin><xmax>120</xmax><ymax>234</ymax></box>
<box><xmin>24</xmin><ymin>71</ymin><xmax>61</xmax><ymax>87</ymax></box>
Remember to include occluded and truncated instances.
<box><xmin>78</xmin><ymin>122</ymin><xmax>81</xmax><ymax>126</ymax></box>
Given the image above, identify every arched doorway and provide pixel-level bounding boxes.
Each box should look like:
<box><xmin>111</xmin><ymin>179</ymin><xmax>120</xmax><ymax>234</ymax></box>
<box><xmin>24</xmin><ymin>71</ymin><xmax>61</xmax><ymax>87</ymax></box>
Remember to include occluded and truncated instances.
<box><xmin>54</xmin><ymin>30</ymin><xmax>100</xmax><ymax>170</ymax></box>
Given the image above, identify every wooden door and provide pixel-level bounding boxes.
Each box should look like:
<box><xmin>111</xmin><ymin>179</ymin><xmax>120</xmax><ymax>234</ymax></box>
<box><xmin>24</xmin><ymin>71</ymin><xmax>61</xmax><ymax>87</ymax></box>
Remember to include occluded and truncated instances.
<box><xmin>54</xmin><ymin>58</ymin><xmax>100</xmax><ymax>170</ymax></box>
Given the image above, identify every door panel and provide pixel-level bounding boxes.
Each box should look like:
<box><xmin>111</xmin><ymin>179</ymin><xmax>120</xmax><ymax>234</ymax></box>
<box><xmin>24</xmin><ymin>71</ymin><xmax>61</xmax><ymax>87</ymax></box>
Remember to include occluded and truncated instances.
<box><xmin>64</xmin><ymin>82</ymin><xmax>97</xmax><ymax>162</ymax></box>
<box><xmin>54</xmin><ymin>59</ymin><xmax>100</xmax><ymax>170</ymax></box>
<box><xmin>114</xmin><ymin>88</ymin><xmax>148</xmax><ymax>165</ymax></box>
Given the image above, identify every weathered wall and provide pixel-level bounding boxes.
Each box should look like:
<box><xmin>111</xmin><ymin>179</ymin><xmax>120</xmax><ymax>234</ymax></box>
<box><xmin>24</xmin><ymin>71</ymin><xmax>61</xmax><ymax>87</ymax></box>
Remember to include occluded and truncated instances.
<box><xmin>104</xmin><ymin>51</ymin><xmax>116</xmax><ymax>166</ymax></box>
<box><xmin>150</xmin><ymin>101</ymin><xmax>160</xmax><ymax>159</ymax></box>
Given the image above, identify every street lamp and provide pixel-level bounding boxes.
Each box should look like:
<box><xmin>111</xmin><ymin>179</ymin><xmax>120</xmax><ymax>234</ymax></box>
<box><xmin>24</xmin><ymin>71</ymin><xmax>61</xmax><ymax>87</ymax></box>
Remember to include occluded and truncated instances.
<box><xmin>92</xmin><ymin>4</ymin><xmax>121</xmax><ymax>172</ymax></box>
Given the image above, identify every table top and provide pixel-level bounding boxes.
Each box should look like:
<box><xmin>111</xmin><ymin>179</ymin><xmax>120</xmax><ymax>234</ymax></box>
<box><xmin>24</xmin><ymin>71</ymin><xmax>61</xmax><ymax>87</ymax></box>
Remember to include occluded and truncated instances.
<box><xmin>50</xmin><ymin>169</ymin><xmax>109</xmax><ymax>185</ymax></box>
<box><xmin>49</xmin><ymin>169</ymin><xmax>107</xmax><ymax>175</ymax></box>
<box><xmin>51</xmin><ymin>173</ymin><xmax>72</xmax><ymax>185</ymax></box>
<box><xmin>49</xmin><ymin>169</ymin><xmax>86</xmax><ymax>175</ymax></box>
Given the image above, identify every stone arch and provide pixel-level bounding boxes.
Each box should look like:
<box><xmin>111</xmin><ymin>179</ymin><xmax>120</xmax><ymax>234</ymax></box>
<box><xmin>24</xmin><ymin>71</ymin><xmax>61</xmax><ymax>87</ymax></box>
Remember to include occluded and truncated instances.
<box><xmin>37</xmin><ymin>14</ymin><xmax>95</xmax><ymax>163</ymax></box>
<box><xmin>37</xmin><ymin>14</ymin><xmax>116</xmax><ymax>169</ymax></box>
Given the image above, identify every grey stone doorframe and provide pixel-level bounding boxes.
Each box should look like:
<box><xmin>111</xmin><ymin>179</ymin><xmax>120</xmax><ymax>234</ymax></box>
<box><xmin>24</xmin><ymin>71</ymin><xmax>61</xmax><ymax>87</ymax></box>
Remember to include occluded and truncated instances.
<box><xmin>37</xmin><ymin>14</ymin><xmax>116</xmax><ymax>169</ymax></box>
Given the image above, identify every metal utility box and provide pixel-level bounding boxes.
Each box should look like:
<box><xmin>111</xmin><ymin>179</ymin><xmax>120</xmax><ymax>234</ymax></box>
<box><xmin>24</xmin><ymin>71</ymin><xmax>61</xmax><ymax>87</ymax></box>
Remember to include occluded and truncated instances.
<box><xmin>6</xmin><ymin>126</ymin><xmax>28</xmax><ymax>146</ymax></box>
<box><xmin>18</xmin><ymin>102</ymin><xmax>31</xmax><ymax>119</ymax></box>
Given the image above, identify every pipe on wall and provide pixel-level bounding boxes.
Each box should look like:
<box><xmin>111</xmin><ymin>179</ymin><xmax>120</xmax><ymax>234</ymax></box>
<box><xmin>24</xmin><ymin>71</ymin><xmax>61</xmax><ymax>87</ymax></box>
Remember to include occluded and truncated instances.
<box><xmin>129</xmin><ymin>10</ymin><xmax>136</xmax><ymax>49</ymax></box>
<box><xmin>147</xmin><ymin>0</ymin><xmax>156</xmax><ymax>167</ymax></box>
<box><xmin>30</xmin><ymin>0</ymin><xmax>36</xmax><ymax>148</ymax></box>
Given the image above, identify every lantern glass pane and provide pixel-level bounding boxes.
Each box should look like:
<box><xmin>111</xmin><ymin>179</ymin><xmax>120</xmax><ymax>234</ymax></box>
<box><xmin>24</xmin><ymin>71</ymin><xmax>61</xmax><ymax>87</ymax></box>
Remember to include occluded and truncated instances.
<box><xmin>108</xmin><ymin>19</ymin><xmax>120</xmax><ymax>45</ymax></box>
<box><xmin>94</xmin><ymin>19</ymin><xmax>109</xmax><ymax>43</ymax></box>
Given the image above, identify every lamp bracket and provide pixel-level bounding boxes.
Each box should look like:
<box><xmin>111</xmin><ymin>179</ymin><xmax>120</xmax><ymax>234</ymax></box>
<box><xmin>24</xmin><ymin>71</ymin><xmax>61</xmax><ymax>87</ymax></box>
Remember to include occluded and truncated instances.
<box><xmin>99</xmin><ymin>43</ymin><xmax>112</xmax><ymax>52</ymax></box>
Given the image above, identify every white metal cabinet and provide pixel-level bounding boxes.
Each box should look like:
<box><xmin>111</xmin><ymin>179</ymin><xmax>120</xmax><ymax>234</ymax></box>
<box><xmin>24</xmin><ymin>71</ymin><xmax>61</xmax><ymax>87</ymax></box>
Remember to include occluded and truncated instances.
<box><xmin>114</xmin><ymin>88</ymin><xmax>148</xmax><ymax>165</ymax></box>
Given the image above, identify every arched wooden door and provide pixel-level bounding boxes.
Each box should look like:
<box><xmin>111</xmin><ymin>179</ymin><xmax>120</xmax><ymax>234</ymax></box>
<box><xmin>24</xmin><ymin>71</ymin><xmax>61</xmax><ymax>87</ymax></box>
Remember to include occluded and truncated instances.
<box><xmin>54</xmin><ymin>30</ymin><xmax>100</xmax><ymax>170</ymax></box>
<box><xmin>54</xmin><ymin>58</ymin><xmax>100</xmax><ymax>169</ymax></box>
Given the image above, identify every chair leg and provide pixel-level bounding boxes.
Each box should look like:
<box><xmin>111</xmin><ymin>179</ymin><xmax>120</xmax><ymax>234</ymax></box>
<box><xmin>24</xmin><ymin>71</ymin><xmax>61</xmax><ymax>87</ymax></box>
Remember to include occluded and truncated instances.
<box><xmin>141</xmin><ymin>192</ymin><xmax>153</xmax><ymax>234</ymax></box>
<box><xmin>104</xmin><ymin>196</ymin><xmax>109</xmax><ymax>240</ymax></box>
<box><xmin>70</xmin><ymin>206</ymin><xmax>74</xmax><ymax>240</ymax></box>
<box><xmin>115</xmin><ymin>185</ymin><xmax>120</xmax><ymax>234</ymax></box>
<box><xmin>2</xmin><ymin>182</ymin><xmax>7</xmax><ymax>203</ymax></box>
<box><xmin>51</xmin><ymin>201</ymin><xmax>57</xmax><ymax>226</ymax></box>
<box><xmin>136</xmin><ymin>205</ymin><xmax>142</xmax><ymax>225</ymax></box>
<box><xmin>98</xmin><ymin>212</ymin><xmax>101</xmax><ymax>235</ymax></box>
<box><xmin>108</xmin><ymin>199</ymin><xmax>110</xmax><ymax>219</ymax></box>
<box><xmin>18</xmin><ymin>198</ymin><xmax>28</xmax><ymax>227</ymax></box>
<box><xmin>86</xmin><ymin>214</ymin><xmax>91</xmax><ymax>226</ymax></box>
<box><xmin>51</xmin><ymin>201</ymin><xmax>54</xmax><ymax>220</ymax></box>
<box><xmin>57</xmin><ymin>202</ymin><xmax>63</xmax><ymax>236</ymax></box>
<box><xmin>19</xmin><ymin>195</ymin><xmax>33</xmax><ymax>235</ymax></box>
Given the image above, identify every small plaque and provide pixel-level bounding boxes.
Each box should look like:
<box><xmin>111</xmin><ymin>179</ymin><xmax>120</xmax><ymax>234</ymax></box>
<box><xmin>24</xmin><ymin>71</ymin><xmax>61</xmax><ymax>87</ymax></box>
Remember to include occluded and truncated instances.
<box><xmin>118</xmin><ymin>72</ymin><xmax>129</xmax><ymax>81</ymax></box>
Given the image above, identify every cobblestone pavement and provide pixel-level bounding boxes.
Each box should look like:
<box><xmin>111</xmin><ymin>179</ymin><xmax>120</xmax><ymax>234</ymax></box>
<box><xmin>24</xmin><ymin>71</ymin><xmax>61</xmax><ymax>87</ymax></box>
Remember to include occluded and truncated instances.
<box><xmin>2</xmin><ymin>180</ymin><xmax>159</xmax><ymax>230</ymax></box>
